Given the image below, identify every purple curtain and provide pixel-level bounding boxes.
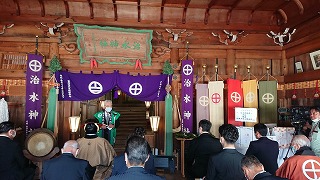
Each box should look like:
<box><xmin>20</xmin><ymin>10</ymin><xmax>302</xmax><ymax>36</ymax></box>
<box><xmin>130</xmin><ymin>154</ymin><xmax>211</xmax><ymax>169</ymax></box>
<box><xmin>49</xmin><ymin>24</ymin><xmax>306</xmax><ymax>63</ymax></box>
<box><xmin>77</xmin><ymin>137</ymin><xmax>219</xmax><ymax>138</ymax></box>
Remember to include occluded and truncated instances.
<box><xmin>116</xmin><ymin>73</ymin><xmax>169</xmax><ymax>101</ymax></box>
<box><xmin>55</xmin><ymin>71</ymin><xmax>170</xmax><ymax>101</ymax></box>
<box><xmin>56</xmin><ymin>71</ymin><xmax>116</xmax><ymax>101</ymax></box>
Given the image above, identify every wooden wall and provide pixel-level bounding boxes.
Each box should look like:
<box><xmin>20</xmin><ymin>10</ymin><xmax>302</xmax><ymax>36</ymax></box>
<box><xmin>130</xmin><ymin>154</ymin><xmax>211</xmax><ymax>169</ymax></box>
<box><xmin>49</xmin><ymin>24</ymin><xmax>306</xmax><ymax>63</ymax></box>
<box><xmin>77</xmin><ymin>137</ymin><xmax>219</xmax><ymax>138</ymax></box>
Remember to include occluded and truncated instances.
<box><xmin>0</xmin><ymin>23</ymin><xmax>320</xmax><ymax>150</ymax></box>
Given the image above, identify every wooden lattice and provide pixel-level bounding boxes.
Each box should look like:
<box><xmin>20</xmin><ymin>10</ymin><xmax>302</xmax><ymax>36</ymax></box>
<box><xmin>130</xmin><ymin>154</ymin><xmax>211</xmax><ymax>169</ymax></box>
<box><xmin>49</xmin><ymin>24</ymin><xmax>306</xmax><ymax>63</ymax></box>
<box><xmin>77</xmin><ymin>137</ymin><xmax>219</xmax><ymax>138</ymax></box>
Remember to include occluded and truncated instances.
<box><xmin>1</xmin><ymin>53</ymin><xmax>27</xmax><ymax>70</ymax></box>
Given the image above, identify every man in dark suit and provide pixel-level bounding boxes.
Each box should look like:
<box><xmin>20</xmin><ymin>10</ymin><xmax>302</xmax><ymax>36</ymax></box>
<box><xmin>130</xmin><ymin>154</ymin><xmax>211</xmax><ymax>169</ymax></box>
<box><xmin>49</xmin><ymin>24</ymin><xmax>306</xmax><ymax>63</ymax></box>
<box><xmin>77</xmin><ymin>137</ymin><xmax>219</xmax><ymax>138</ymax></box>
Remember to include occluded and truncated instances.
<box><xmin>111</xmin><ymin>127</ymin><xmax>155</xmax><ymax>176</ymax></box>
<box><xmin>41</xmin><ymin>140</ymin><xmax>94</xmax><ymax>180</ymax></box>
<box><xmin>0</xmin><ymin>121</ymin><xmax>35</xmax><ymax>180</ymax></box>
<box><xmin>245</xmin><ymin>123</ymin><xmax>279</xmax><ymax>175</ymax></box>
<box><xmin>205</xmin><ymin>124</ymin><xmax>246</xmax><ymax>180</ymax></box>
<box><xmin>108</xmin><ymin>136</ymin><xmax>164</xmax><ymax>180</ymax></box>
<box><xmin>185</xmin><ymin>119</ymin><xmax>222</xmax><ymax>179</ymax></box>
<box><xmin>241</xmin><ymin>155</ymin><xmax>287</xmax><ymax>180</ymax></box>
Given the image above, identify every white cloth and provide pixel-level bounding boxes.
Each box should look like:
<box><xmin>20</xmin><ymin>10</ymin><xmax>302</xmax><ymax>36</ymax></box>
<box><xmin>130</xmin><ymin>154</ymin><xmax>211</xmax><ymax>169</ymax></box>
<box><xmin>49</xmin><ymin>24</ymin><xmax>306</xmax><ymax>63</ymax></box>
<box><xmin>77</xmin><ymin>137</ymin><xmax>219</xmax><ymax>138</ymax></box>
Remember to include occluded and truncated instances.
<box><xmin>0</xmin><ymin>98</ymin><xmax>9</xmax><ymax>123</ymax></box>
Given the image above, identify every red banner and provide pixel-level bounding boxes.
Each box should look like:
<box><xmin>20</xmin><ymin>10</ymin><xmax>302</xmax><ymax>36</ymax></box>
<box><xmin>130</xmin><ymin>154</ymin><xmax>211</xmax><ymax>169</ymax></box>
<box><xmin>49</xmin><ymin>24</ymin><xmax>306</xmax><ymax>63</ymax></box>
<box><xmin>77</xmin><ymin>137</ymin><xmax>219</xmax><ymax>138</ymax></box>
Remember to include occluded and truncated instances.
<box><xmin>227</xmin><ymin>79</ymin><xmax>243</xmax><ymax>126</ymax></box>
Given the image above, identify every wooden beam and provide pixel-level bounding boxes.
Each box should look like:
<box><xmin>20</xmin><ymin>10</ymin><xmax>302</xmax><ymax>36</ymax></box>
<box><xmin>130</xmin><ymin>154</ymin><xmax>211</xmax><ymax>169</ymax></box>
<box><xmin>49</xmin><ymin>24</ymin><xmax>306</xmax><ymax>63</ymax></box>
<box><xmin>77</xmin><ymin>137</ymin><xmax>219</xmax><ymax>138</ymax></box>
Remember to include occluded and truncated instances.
<box><xmin>277</xmin><ymin>9</ymin><xmax>287</xmax><ymax>24</ymax></box>
<box><xmin>0</xmin><ymin>14</ymin><xmax>281</xmax><ymax>32</ymax></box>
<box><xmin>64</xmin><ymin>0</ymin><xmax>70</xmax><ymax>18</ymax></box>
<box><xmin>88</xmin><ymin>0</ymin><xmax>94</xmax><ymax>19</ymax></box>
<box><xmin>112</xmin><ymin>0</ymin><xmax>118</xmax><ymax>21</ymax></box>
<box><xmin>293</xmin><ymin>0</ymin><xmax>304</xmax><ymax>14</ymax></box>
<box><xmin>13</xmin><ymin>0</ymin><xmax>20</xmax><ymax>16</ymax></box>
<box><xmin>292</xmin><ymin>11</ymin><xmax>320</xmax><ymax>29</ymax></box>
<box><xmin>137</xmin><ymin>0</ymin><xmax>141</xmax><ymax>22</ymax></box>
<box><xmin>170</xmin><ymin>44</ymin><xmax>281</xmax><ymax>51</ymax></box>
<box><xmin>160</xmin><ymin>0</ymin><xmax>166</xmax><ymax>23</ymax></box>
<box><xmin>249</xmin><ymin>0</ymin><xmax>265</xmax><ymax>25</ymax></box>
<box><xmin>0</xmin><ymin>36</ymin><xmax>60</xmax><ymax>43</ymax></box>
<box><xmin>182</xmin><ymin>0</ymin><xmax>191</xmax><ymax>24</ymax></box>
<box><xmin>284</xmin><ymin>69</ymin><xmax>320</xmax><ymax>83</ymax></box>
<box><xmin>226</xmin><ymin>0</ymin><xmax>241</xmax><ymax>25</ymax></box>
<box><xmin>38</xmin><ymin>0</ymin><xmax>45</xmax><ymax>17</ymax></box>
<box><xmin>204</xmin><ymin>0</ymin><xmax>216</xmax><ymax>25</ymax></box>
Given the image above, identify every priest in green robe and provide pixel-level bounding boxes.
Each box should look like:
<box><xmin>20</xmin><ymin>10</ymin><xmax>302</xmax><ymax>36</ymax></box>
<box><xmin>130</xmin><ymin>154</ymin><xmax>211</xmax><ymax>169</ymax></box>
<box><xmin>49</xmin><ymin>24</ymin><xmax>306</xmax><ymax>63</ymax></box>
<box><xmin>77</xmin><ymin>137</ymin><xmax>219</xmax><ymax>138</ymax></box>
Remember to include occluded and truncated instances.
<box><xmin>94</xmin><ymin>100</ymin><xmax>120</xmax><ymax>145</ymax></box>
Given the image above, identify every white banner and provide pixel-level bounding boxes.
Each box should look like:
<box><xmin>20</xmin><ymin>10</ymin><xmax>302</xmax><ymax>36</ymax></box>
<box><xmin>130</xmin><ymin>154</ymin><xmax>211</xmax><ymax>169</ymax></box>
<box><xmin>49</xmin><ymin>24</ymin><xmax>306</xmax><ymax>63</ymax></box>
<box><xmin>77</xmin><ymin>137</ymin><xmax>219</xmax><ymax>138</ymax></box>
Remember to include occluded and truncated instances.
<box><xmin>208</xmin><ymin>81</ymin><xmax>224</xmax><ymax>137</ymax></box>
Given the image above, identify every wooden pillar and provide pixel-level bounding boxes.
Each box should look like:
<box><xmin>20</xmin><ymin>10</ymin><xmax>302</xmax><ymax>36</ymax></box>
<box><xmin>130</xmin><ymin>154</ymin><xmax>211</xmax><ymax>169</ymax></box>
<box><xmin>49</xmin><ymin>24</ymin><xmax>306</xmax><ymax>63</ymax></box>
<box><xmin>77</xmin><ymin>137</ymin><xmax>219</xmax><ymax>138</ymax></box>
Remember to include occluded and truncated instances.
<box><xmin>170</xmin><ymin>48</ymin><xmax>180</xmax><ymax>128</ymax></box>
<box><xmin>226</xmin><ymin>49</ymin><xmax>236</xmax><ymax>76</ymax></box>
<box><xmin>281</xmin><ymin>50</ymin><xmax>288</xmax><ymax>76</ymax></box>
<box><xmin>49</xmin><ymin>42</ymin><xmax>59</xmax><ymax>59</ymax></box>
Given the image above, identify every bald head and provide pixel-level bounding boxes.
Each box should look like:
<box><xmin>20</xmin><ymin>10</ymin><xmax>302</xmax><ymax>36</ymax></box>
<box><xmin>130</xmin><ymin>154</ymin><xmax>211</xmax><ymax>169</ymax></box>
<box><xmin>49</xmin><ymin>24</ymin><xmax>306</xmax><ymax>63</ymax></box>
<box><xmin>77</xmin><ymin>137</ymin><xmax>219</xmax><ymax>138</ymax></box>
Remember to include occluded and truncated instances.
<box><xmin>62</xmin><ymin>140</ymin><xmax>79</xmax><ymax>157</ymax></box>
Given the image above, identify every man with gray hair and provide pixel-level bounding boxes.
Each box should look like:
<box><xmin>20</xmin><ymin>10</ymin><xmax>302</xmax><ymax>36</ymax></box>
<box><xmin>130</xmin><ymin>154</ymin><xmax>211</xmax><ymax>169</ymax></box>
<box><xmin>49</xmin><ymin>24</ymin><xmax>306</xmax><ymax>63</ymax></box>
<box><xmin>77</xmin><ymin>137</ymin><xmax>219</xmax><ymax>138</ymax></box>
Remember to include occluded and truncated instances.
<box><xmin>94</xmin><ymin>100</ymin><xmax>120</xmax><ymax>145</ymax></box>
<box><xmin>41</xmin><ymin>140</ymin><xmax>94</xmax><ymax>180</ymax></box>
<box><xmin>276</xmin><ymin>135</ymin><xmax>320</xmax><ymax>180</ymax></box>
<box><xmin>241</xmin><ymin>155</ymin><xmax>287</xmax><ymax>180</ymax></box>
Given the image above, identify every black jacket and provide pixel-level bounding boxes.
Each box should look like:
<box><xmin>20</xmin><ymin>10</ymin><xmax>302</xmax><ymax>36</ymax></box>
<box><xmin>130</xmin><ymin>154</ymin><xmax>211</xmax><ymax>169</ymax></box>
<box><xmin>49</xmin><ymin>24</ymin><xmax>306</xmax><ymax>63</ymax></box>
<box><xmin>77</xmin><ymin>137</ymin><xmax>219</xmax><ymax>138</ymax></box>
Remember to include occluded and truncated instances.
<box><xmin>246</xmin><ymin>137</ymin><xmax>279</xmax><ymax>174</ymax></box>
<box><xmin>185</xmin><ymin>133</ymin><xmax>222</xmax><ymax>179</ymax></box>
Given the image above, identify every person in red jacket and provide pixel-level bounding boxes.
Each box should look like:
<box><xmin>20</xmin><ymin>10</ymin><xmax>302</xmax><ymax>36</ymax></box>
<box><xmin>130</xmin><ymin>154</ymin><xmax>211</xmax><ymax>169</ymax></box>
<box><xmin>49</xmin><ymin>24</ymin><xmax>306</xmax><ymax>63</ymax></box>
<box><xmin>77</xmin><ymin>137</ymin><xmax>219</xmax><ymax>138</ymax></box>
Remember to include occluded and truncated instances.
<box><xmin>276</xmin><ymin>135</ymin><xmax>320</xmax><ymax>180</ymax></box>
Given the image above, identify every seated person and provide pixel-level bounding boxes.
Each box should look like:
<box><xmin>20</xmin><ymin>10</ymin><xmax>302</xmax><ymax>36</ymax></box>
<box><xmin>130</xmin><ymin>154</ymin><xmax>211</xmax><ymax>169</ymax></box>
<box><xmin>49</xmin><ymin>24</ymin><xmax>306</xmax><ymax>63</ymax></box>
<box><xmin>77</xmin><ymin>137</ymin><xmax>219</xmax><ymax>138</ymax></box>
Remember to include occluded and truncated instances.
<box><xmin>111</xmin><ymin>127</ymin><xmax>155</xmax><ymax>176</ymax></box>
<box><xmin>108</xmin><ymin>136</ymin><xmax>164</xmax><ymax>180</ymax></box>
<box><xmin>241</xmin><ymin>155</ymin><xmax>287</xmax><ymax>180</ymax></box>
<box><xmin>41</xmin><ymin>140</ymin><xmax>93</xmax><ymax>180</ymax></box>
<box><xmin>0</xmin><ymin>121</ymin><xmax>35</xmax><ymax>180</ymax></box>
<box><xmin>276</xmin><ymin>135</ymin><xmax>320</xmax><ymax>180</ymax></box>
<box><xmin>77</xmin><ymin>120</ymin><xmax>116</xmax><ymax>180</ymax></box>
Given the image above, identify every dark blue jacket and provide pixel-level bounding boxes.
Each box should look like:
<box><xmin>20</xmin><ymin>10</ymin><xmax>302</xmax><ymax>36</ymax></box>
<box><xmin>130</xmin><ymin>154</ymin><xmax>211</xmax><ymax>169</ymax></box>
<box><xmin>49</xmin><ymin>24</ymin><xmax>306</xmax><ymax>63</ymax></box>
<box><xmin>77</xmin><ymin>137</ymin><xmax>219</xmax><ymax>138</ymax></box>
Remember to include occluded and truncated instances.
<box><xmin>41</xmin><ymin>153</ymin><xmax>93</xmax><ymax>180</ymax></box>
<box><xmin>246</xmin><ymin>137</ymin><xmax>279</xmax><ymax>174</ymax></box>
<box><xmin>111</xmin><ymin>153</ymin><xmax>156</xmax><ymax>176</ymax></box>
<box><xmin>108</xmin><ymin>167</ymin><xmax>164</xmax><ymax>180</ymax></box>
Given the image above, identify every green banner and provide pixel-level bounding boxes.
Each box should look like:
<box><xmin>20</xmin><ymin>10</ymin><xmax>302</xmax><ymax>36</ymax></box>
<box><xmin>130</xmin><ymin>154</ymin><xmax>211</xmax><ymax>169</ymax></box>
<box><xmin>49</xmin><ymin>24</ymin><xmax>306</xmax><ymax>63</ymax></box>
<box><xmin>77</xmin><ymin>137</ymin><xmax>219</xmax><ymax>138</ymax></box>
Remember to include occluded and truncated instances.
<box><xmin>259</xmin><ymin>81</ymin><xmax>277</xmax><ymax>124</ymax></box>
<box><xmin>47</xmin><ymin>87</ymin><xmax>57</xmax><ymax>132</ymax></box>
<box><xmin>165</xmin><ymin>92</ymin><xmax>173</xmax><ymax>156</ymax></box>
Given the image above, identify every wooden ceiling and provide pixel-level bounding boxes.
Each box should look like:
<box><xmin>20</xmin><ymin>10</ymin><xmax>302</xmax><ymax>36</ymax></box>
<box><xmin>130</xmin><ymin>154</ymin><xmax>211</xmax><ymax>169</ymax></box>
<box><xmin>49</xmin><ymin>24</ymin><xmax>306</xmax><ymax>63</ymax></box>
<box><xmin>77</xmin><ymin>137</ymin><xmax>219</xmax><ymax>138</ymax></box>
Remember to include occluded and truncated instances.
<box><xmin>0</xmin><ymin>0</ymin><xmax>319</xmax><ymax>33</ymax></box>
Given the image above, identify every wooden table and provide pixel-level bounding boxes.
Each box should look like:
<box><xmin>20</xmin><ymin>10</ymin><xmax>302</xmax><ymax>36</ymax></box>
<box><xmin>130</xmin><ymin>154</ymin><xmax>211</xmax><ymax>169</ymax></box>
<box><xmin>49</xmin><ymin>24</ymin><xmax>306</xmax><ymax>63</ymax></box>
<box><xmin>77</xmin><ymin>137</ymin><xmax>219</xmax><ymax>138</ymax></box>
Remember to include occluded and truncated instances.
<box><xmin>176</xmin><ymin>137</ymin><xmax>193</xmax><ymax>177</ymax></box>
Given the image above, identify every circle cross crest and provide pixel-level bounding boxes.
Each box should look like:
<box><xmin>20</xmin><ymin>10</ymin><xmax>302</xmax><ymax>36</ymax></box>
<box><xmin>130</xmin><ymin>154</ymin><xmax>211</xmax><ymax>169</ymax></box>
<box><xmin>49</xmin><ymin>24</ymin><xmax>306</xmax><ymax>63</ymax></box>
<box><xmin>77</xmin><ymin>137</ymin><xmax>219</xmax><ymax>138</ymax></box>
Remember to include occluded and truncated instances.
<box><xmin>230</xmin><ymin>92</ymin><xmax>241</xmax><ymax>103</ymax></box>
<box><xmin>262</xmin><ymin>93</ymin><xmax>274</xmax><ymax>104</ymax></box>
<box><xmin>29</xmin><ymin>60</ymin><xmax>42</xmax><ymax>72</ymax></box>
<box><xmin>211</xmin><ymin>93</ymin><xmax>221</xmax><ymax>104</ymax></box>
<box><xmin>246</xmin><ymin>92</ymin><xmax>255</xmax><ymax>103</ymax></box>
<box><xmin>199</xmin><ymin>96</ymin><xmax>209</xmax><ymax>106</ymax></box>
<box><xmin>129</xmin><ymin>83</ymin><xmax>143</xmax><ymax>95</ymax></box>
<box><xmin>302</xmin><ymin>159</ymin><xmax>320</xmax><ymax>180</ymax></box>
<box><xmin>182</xmin><ymin>64</ymin><xmax>193</xmax><ymax>76</ymax></box>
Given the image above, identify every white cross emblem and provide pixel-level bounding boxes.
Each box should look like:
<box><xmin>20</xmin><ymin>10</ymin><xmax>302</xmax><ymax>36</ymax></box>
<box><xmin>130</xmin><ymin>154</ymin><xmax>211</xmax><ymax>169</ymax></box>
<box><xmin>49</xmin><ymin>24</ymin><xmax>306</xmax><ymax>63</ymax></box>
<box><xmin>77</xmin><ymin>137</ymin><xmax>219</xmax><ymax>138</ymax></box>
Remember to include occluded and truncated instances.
<box><xmin>246</xmin><ymin>92</ymin><xmax>255</xmax><ymax>103</ymax></box>
<box><xmin>129</xmin><ymin>83</ymin><xmax>143</xmax><ymax>95</ymax></box>
<box><xmin>199</xmin><ymin>96</ymin><xmax>209</xmax><ymax>106</ymax></box>
<box><xmin>302</xmin><ymin>159</ymin><xmax>320</xmax><ymax>180</ymax></box>
<box><xmin>182</xmin><ymin>64</ymin><xmax>193</xmax><ymax>76</ymax></box>
<box><xmin>262</xmin><ymin>93</ymin><xmax>274</xmax><ymax>104</ymax></box>
<box><xmin>29</xmin><ymin>60</ymin><xmax>42</xmax><ymax>72</ymax></box>
<box><xmin>230</xmin><ymin>92</ymin><xmax>241</xmax><ymax>103</ymax></box>
<box><xmin>88</xmin><ymin>81</ymin><xmax>103</xmax><ymax>94</ymax></box>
